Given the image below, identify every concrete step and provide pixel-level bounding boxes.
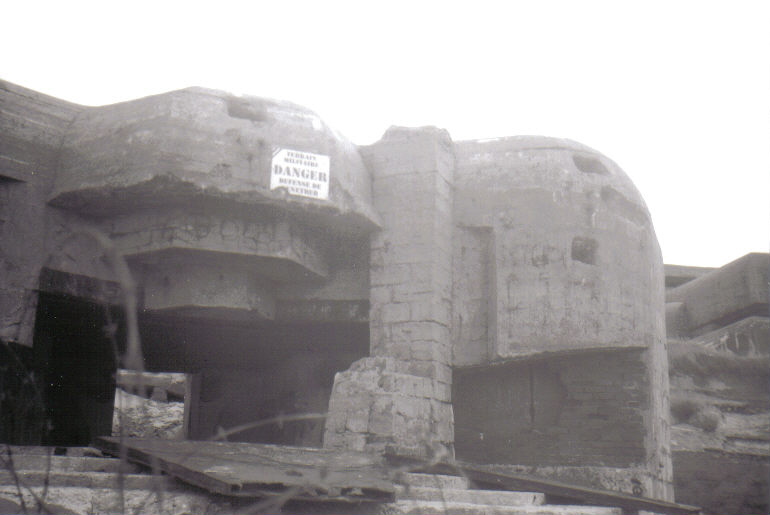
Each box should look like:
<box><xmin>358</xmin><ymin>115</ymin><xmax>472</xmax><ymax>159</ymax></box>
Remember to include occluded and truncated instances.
<box><xmin>396</xmin><ymin>485</ymin><xmax>545</xmax><ymax>506</ymax></box>
<box><xmin>2</xmin><ymin>455</ymin><xmax>142</xmax><ymax>474</ymax></box>
<box><xmin>1</xmin><ymin>446</ymin><xmax>104</xmax><ymax>457</ymax></box>
<box><xmin>399</xmin><ymin>472</ymin><xmax>470</xmax><ymax>490</ymax></box>
<box><xmin>0</xmin><ymin>486</ymin><xmax>233</xmax><ymax>515</ymax></box>
<box><xmin>0</xmin><ymin>470</ymin><xmax>176</xmax><ymax>490</ymax></box>
<box><xmin>386</xmin><ymin>500</ymin><xmax>623</xmax><ymax>515</ymax></box>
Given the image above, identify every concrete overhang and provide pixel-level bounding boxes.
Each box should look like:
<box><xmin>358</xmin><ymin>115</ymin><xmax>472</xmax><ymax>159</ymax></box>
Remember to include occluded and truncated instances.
<box><xmin>112</xmin><ymin>210</ymin><xmax>331</xmax><ymax>280</ymax></box>
<box><xmin>47</xmin><ymin>87</ymin><xmax>381</xmax><ymax>236</ymax></box>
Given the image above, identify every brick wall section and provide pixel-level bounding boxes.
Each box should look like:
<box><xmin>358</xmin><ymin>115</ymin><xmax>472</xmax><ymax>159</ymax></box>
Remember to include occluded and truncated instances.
<box><xmin>454</xmin><ymin>349</ymin><xmax>648</xmax><ymax>467</ymax></box>
<box><xmin>324</xmin><ymin>127</ymin><xmax>456</xmax><ymax>456</ymax></box>
<box><xmin>365</xmin><ymin>127</ymin><xmax>454</xmax><ymax>366</ymax></box>
<box><xmin>454</xmin><ymin>347</ymin><xmax>673</xmax><ymax>499</ymax></box>
<box><xmin>323</xmin><ymin>357</ymin><xmax>453</xmax><ymax>454</ymax></box>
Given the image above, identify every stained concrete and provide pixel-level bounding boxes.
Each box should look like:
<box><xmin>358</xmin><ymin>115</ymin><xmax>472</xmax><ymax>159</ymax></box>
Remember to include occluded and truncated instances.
<box><xmin>665</xmin><ymin>254</ymin><xmax>769</xmax><ymax>515</ymax></box>
<box><xmin>1</xmin><ymin>81</ymin><xmax>676</xmax><ymax>502</ymax></box>
<box><xmin>453</xmin><ymin>137</ymin><xmax>664</xmax><ymax>360</ymax></box>
<box><xmin>448</xmin><ymin>136</ymin><xmax>670</xmax><ymax>499</ymax></box>
<box><xmin>0</xmin><ymin>81</ymin><xmax>84</xmax><ymax>345</ymax></box>
<box><xmin>667</xmin><ymin>253</ymin><xmax>769</xmax><ymax>336</ymax></box>
<box><xmin>325</xmin><ymin>127</ymin><xmax>456</xmax><ymax>457</ymax></box>
<box><xmin>49</xmin><ymin>87</ymin><xmax>380</xmax><ymax>233</ymax></box>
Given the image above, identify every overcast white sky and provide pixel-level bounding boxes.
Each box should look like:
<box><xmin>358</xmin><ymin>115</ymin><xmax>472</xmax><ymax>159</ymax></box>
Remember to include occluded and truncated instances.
<box><xmin>3</xmin><ymin>1</ymin><xmax>768</xmax><ymax>267</ymax></box>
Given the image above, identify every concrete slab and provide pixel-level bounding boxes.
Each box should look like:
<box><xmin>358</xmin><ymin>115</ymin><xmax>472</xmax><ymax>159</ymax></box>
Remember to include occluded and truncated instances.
<box><xmin>386</xmin><ymin>500</ymin><xmax>622</xmax><ymax>515</ymax></box>
<box><xmin>2</xmin><ymin>455</ymin><xmax>141</xmax><ymax>474</ymax></box>
<box><xmin>399</xmin><ymin>472</ymin><xmax>470</xmax><ymax>490</ymax></box>
<box><xmin>1</xmin><ymin>446</ymin><xmax>104</xmax><ymax>457</ymax></box>
<box><xmin>0</xmin><ymin>470</ymin><xmax>175</xmax><ymax>490</ymax></box>
<box><xmin>664</xmin><ymin>264</ymin><xmax>716</xmax><ymax>289</ymax></box>
<box><xmin>0</xmin><ymin>486</ymin><xmax>232</xmax><ymax>515</ymax></box>
<box><xmin>686</xmin><ymin>316</ymin><xmax>769</xmax><ymax>356</ymax></box>
<box><xmin>396</xmin><ymin>485</ymin><xmax>545</xmax><ymax>506</ymax></box>
<box><xmin>667</xmin><ymin>253</ymin><xmax>769</xmax><ymax>335</ymax></box>
<box><xmin>49</xmin><ymin>87</ymin><xmax>380</xmax><ymax>234</ymax></box>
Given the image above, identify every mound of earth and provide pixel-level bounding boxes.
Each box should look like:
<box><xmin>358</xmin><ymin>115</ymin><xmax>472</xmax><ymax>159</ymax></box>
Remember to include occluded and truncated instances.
<box><xmin>668</xmin><ymin>341</ymin><xmax>769</xmax><ymax>515</ymax></box>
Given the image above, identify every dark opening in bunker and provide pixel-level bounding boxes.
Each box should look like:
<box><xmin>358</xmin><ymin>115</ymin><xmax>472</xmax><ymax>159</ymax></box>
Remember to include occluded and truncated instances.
<box><xmin>572</xmin><ymin>154</ymin><xmax>610</xmax><ymax>176</ymax></box>
<box><xmin>32</xmin><ymin>292</ymin><xmax>124</xmax><ymax>446</ymax></box>
<box><xmin>139</xmin><ymin>314</ymin><xmax>369</xmax><ymax>447</ymax></box>
<box><xmin>571</xmin><ymin>236</ymin><xmax>599</xmax><ymax>265</ymax></box>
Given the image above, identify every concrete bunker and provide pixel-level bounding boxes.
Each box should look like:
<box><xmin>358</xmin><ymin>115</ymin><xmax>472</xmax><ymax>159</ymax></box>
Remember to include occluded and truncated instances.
<box><xmin>1</xmin><ymin>80</ymin><xmax>678</xmax><ymax>503</ymax></box>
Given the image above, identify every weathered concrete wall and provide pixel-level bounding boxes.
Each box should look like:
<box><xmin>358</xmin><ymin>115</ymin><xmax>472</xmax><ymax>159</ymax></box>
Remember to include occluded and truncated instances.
<box><xmin>2</xmin><ymin>80</ymin><xmax>381</xmax><ymax>447</ymax></box>
<box><xmin>49</xmin><ymin>88</ymin><xmax>380</xmax><ymax>234</ymax></box>
<box><xmin>684</xmin><ymin>316</ymin><xmax>769</xmax><ymax>356</ymax></box>
<box><xmin>667</xmin><ymin>253</ymin><xmax>769</xmax><ymax>336</ymax></box>
<box><xmin>138</xmin><ymin>260</ymin><xmax>277</xmax><ymax>317</ymax></box>
<box><xmin>0</xmin><ymin>81</ymin><xmax>141</xmax><ymax>346</ymax></box>
<box><xmin>0</xmin><ymin>81</ymin><xmax>83</xmax><ymax>182</ymax></box>
<box><xmin>0</xmin><ymin>174</ymin><xmax>48</xmax><ymax>345</ymax></box>
<box><xmin>665</xmin><ymin>254</ymin><xmax>769</xmax><ymax>515</ymax></box>
<box><xmin>453</xmin><ymin>137</ymin><xmax>664</xmax><ymax>361</ymax></box>
<box><xmin>454</xmin><ymin>349</ymin><xmax>671</xmax><ymax>498</ymax></box>
<box><xmin>0</xmin><ymin>81</ymin><xmax>111</xmax><ymax>346</ymax></box>
<box><xmin>1</xmin><ymin>85</ymin><xmax>373</xmax><ymax>330</ymax></box>
<box><xmin>448</xmin><ymin>136</ymin><xmax>672</xmax><ymax>499</ymax></box>
<box><xmin>320</xmin><ymin>131</ymin><xmax>671</xmax><ymax>497</ymax></box>
<box><xmin>451</xmin><ymin>226</ymin><xmax>493</xmax><ymax>366</ymax></box>
<box><xmin>275</xmin><ymin>233</ymin><xmax>370</xmax><ymax>324</ymax></box>
<box><xmin>2</xmin><ymin>82</ymin><xmax>676</xmax><ymax>499</ymax></box>
<box><xmin>107</xmin><ymin>206</ymin><xmax>371</xmax><ymax>323</ymax></box>
<box><xmin>645</xmin><ymin>319</ymin><xmax>674</xmax><ymax>500</ymax></box>
<box><xmin>454</xmin><ymin>350</ymin><xmax>646</xmax><ymax>467</ymax></box>
<box><xmin>110</xmin><ymin>208</ymin><xmax>331</xmax><ymax>279</ymax></box>
<box><xmin>664</xmin><ymin>264</ymin><xmax>716</xmax><ymax>290</ymax></box>
<box><xmin>324</xmin><ymin>127</ymin><xmax>456</xmax><ymax>456</ymax></box>
<box><xmin>365</xmin><ymin>127</ymin><xmax>454</xmax><ymax>366</ymax></box>
<box><xmin>109</xmin><ymin>207</ymin><xmax>344</xmax><ymax>317</ymax></box>
<box><xmin>276</xmin><ymin>234</ymin><xmax>370</xmax><ymax>302</ymax></box>
<box><xmin>454</xmin><ymin>351</ymin><xmax>655</xmax><ymax>487</ymax></box>
<box><xmin>21</xmin><ymin>82</ymin><xmax>378</xmax><ymax>333</ymax></box>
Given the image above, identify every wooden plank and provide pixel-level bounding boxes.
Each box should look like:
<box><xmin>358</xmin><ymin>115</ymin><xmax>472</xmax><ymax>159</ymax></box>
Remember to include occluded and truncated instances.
<box><xmin>182</xmin><ymin>373</ymin><xmax>199</xmax><ymax>440</ymax></box>
<box><xmin>97</xmin><ymin>437</ymin><xmax>394</xmax><ymax>502</ymax></box>
<box><xmin>386</xmin><ymin>455</ymin><xmax>701</xmax><ymax>515</ymax></box>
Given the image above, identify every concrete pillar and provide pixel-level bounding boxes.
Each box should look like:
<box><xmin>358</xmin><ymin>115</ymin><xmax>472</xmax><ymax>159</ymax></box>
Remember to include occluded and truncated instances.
<box><xmin>323</xmin><ymin>127</ymin><xmax>455</xmax><ymax>457</ymax></box>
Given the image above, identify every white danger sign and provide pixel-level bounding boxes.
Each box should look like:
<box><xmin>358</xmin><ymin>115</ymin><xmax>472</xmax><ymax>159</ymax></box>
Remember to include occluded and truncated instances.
<box><xmin>270</xmin><ymin>148</ymin><xmax>330</xmax><ymax>200</ymax></box>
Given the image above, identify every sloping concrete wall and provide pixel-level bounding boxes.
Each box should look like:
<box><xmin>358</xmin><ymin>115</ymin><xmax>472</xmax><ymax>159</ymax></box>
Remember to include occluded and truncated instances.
<box><xmin>0</xmin><ymin>81</ymin><xmax>87</xmax><ymax>345</ymax></box>
<box><xmin>453</xmin><ymin>137</ymin><xmax>665</xmax><ymax>361</ymax></box>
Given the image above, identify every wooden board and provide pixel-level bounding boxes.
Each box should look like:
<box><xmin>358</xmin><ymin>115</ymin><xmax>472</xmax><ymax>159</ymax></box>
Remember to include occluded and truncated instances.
<box><xmin>98</xmin><ymin>437</ymin><xmax>394</xmax><ymax>502</ymax></box>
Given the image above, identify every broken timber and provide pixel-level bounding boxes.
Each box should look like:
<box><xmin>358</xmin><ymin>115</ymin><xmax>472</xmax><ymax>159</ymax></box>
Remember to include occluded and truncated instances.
<box><xmin>386</xmin><ymin>454</ymin><xmax>701</xmax><ymax>515</ymax></box>
<box><xmin>97</xmin><ymin>437</ymin><xmax>395</xmax><ymax>503</ymax></box>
